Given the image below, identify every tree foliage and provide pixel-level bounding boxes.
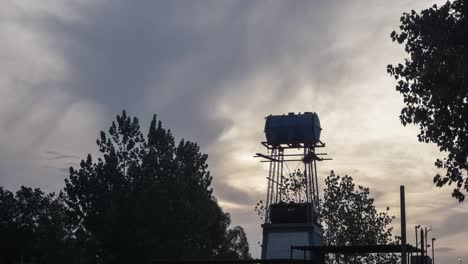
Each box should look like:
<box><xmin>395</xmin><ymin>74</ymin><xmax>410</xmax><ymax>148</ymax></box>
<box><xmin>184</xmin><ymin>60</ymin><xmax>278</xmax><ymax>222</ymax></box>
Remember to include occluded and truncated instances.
<box><xmin>387</xmin><ymin>0</ymin><xmax>468</xmax><ymax>201</ymax></box>
<box><xmin>279</xmin><ymin>169</ymin><xmax>308</xmax><ymax>203</ymax></box>
<box><xmin>0</xmin><ymin>186</ymin><xmax>74</xmax><ymax>264</ymax></box>
<box><xmin>254</xmin><ymin>169</ymin><xmax>308</xmax><ymax>220</ymax></box>
<box><xmin>322</xmin><ymin>171</ymin><xmax>398</xmax><ymax>264</ymax></box>
<box><xmin>0</xmin><ymin>110</ymin><xmax>251</xmax><ymax>263</ymax></box>
<box><xmin>64</xmin><ymin>110</ymin><xmax>251</xmax><ymax>262</ymax></box>
<box><xmin>255</xmin><ymin>170</ymin><xmax>398</xmax><ymax>264</ymax></box>
<box><xmin>216</xmin><ymin>226</ymin><xmax>251</xmax><ymax>260</ymax></box>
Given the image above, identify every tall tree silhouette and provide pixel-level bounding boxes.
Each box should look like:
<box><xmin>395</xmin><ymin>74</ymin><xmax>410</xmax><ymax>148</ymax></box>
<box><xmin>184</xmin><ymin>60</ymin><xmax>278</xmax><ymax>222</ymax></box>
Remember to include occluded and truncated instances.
<box><xmin>387</xmin><ymin>0</ymin><xmax>468</xmax><ymax>201</ymax></box>
<box><xmin>64</xmin><ymin>110</ymin><xmax>251</xmax><ymax>263</ymax></box>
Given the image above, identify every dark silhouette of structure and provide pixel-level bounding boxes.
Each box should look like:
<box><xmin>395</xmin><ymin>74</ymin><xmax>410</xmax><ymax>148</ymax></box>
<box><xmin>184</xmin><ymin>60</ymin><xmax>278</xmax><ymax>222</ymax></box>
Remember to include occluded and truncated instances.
<box><xmin>255</xmin><ymin>112</ymin><xmax>329</xmax><ymax>261</ymax></box>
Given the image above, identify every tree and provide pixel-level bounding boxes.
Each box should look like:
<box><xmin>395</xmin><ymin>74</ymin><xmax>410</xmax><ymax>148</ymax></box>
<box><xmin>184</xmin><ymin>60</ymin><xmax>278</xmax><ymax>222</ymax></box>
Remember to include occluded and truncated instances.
<box><xmin>254</xmin><ymin>169</ymin><xmax>308</xmax><ymax>221</ymax></box>
<box><xmin>0</xmin><ymin>186</ymin><xmax>74</xmax><ymax>264</ymax></box>
<box><xmin>255</xmin><ymin>170</ymin><xmax>398</xmax><ymax>264</ymax></box>
<box><xmin>64</xmin><ymin>110</ymin><xmax>251</xmax><ymax>263</ymax></box>
<box><xmin>279</xmin><ymin>169</ymin><xmax>308</xmax><ymax>203</ymax></box>
<box><xmin>322</xmin><ymin>171</ymin><xmax>398</xmax><ymax>264</ymax></box>
<box><xmin>216</xmin><ymin>226</ymin><xmax>251</xmax><ymax>260</ymax></box>
<box><xmin>387</xmin><ymin>0</ymin><xmax>468</xmax><ymax>201</ymax></box>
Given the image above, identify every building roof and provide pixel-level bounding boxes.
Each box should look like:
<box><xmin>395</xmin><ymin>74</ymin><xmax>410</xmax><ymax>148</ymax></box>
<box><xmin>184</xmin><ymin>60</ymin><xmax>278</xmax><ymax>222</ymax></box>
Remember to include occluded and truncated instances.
<box><xmin>291</xmin><ymin>244</ymin><xmax>423</xmax><ymax>254</ymax></box>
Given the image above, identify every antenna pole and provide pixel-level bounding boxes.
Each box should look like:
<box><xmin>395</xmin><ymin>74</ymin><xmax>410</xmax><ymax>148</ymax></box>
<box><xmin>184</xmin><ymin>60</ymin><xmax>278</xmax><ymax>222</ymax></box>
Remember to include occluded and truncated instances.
<box><xmin>400</xmin><ymin>185</ymin><xmax>407</xmax><ymax>264</ymax></box>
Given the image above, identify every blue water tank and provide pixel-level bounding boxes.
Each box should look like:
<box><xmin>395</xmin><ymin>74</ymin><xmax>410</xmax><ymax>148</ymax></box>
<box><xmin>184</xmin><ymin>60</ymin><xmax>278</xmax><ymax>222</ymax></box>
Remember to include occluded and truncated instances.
<box><xmin>264</xmin><ymin>112</ymin><xmax>321</xmax><ymax>145</ymax></box>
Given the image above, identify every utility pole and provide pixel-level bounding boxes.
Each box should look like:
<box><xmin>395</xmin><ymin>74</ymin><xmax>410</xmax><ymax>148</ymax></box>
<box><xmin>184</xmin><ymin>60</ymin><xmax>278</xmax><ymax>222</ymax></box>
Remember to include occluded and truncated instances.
<box><xmin>415</xmin><ymin>224</ymin><xmax>421</xmax><ymax>259</ymax></box>
<box><xmin>420</xmin><ymin>228</ymin><xmax>424</xmax><ymax>264</ymax></box>
<box><xmin>425</xmin><ymin>226</ymin><xmax>432</xmax><ymax>255</ymax></box>
<box><xmin>400</xmin><ymin>186</ymin><xmax>407</xmax><ymax>264</ymax></box>
<box><xmin>431</xmin><ymin>238</ymin><xmax>436</xmax><ymax>264</ymax></box>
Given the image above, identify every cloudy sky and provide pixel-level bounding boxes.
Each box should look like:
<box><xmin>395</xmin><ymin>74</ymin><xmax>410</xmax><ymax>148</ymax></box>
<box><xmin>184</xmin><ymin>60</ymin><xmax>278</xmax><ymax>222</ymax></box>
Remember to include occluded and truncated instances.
<box><xmin>1</xmin><ymin>0</ymin><xmax>466</xmax><ymax>262</ymax></box>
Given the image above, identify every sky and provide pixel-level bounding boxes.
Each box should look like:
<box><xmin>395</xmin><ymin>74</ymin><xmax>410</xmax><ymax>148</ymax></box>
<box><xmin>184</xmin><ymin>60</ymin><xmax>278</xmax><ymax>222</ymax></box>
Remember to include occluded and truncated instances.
<box><xmin>1</xmin><ymin>0</ymin><xmax>466</xmax><ymax>262</ymax></box>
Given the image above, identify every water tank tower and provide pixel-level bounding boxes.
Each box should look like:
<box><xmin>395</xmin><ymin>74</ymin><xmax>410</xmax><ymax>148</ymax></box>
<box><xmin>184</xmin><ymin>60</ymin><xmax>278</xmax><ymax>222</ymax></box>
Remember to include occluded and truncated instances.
<box><xmin>255</xmin><ymin>112</ymin><xmax>330</xmax><ymax>261</ymax></box>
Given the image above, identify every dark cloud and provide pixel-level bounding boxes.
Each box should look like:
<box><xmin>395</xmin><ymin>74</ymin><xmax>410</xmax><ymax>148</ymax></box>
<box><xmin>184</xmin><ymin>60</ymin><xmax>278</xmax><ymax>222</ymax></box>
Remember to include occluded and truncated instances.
<box><xmin>32</xmin><ymin>1</ymin><xmax>252</xmax><ymax>146</ymax></box>
<box><xmin>27</xmin><ymin>0</ymin><xmax>353</xmax><ymax>146</ymax></box>
<box><xmin>436</xmin><ymin>211</ymin><xmax>468</xmax><ymax>239</ymax></box>
<box><xmin>44</xmin><ymin>150</ymin><xmax>81</xmax><ymax>160</ymax></box>
<box><xmin>0</xmin><ymin>148</ymin><xmax>65</xmax><ymax>192</ymax></box>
